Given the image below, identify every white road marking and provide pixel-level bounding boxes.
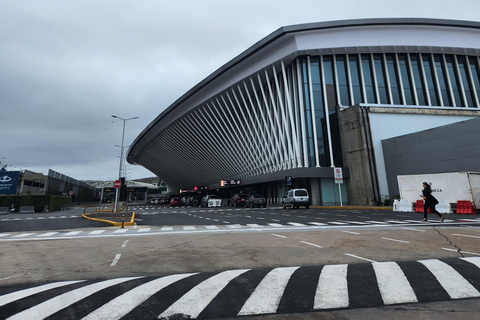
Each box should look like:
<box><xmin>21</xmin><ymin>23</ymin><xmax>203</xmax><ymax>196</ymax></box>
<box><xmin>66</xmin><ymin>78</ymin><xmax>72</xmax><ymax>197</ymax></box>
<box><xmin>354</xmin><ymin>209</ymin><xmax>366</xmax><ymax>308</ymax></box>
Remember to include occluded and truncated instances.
<box><xmin>300</xmin><ymin>241</ymin><xmax>323</xmax><ymax>248</ymax></box>
<box><xmin>63</xmin><ymin>231</ymin><xmax>82</xmax><ymax>236</ymax></box>
<box><xmin>161</xmin><ymin>227</ymin><xmax>173</xmax><ymax>231</ymax></box>
<box><xmin>461</xmin><ymin>256</ymin><xmax>480</xmax><ymax>268</ymax></box>
<box><xmin>38</xmin><ymin>232</ymin><xmax>58</xmax><ymax>237</ymax></box>
<box><xmin>113</xmin><ymin>229</ymin><xmax>128</xmax><ymax>234</ymax></box>
<box><xmin>309</xmin><ymin>222</ymin><xmax>327</xmax><ymax>226</ymax></box>
<box><xmin>121</xmin><ymin>240</ymin><xmax>129</xmax><ymax>248</ymax></box>
<box><xmin>247</xmin><ymin>224</ymin><xmax>263</xmax><ymax>228</ymax></box>
<box><xmin>89</xmin><ymin>230</ymin><xmax>105</xmax><ymax>235</ymax></box>
<box><xmin>12</xmin><ymin>233</ymin><xmax>34</xmax><ymax>238</ymax></box>
<box><xmin>418</xmin><ymin>259</ymin><xmax>480</xmax><ymax>299</ymax></box>
<box><xmin>344</xmin><ymin>253</ymin><xmax>377</xmax><ymax>263</ymax></box>
<box><xmin>160</xmin><ymin>269</ymin><xmax>250</xmax><ymax>319</ymax></box>
<box><xmin>341</xmin><ymin>231</ymin><xmax>360</xmax><ymax>235</ymax></box>
<box><xmin>381</xmin><ymin>237</ymin><xmax>410</xmax><ymax>244</ymax></box>
<box><xmin>7</xmin><ymin>277</ymin><xmax>141</xmax><ymax>320</ymax></box>
<box><xmin>238</xmin><ymin>266</ymin><xmax>299</xmax><ymax>315</ymax></box>
<box><xmin>110</xmin><ymin>254</ymin><xmax>121</xmax><ymax>267</ymax></box>
<box><xmin>82</xmin><ymin>273</ymin><xmax>196</xmax><ymax>320</ymax></box>
<box><xmin>0</xmin><ymin>280</ymin><xmax>85</xmax><ymax>307</ymax></box>
<box><xmin>137</xmin><ymin>228</ymin><xmax>151</xmax><ymax>233</ymax></box>
<box><xmin>205</xmin><ymin>225</ymin><xmax>219</xmax><ymax>230</ymax></box>
<box><xmin>183</xmin><ymin>226</ymin><xmax>196</xmax><ymax>231</ymax></box>
<box><xmin>373</xmin><ymin>262</ymin><xmax>418</xmax><ymax>304</ymax></box>
<box><xmin>452</xmin><ymin>233</ymin><xmax>480</xmax><ymax>239</ymax></box>
<box><xmin>314</xmin><ymin>264</ymin><xmax>349</xmax><ymax>309</ymax></box>
<box><xmin>287</xmin><ymin>222</ymin><xmax>307</xmax><ymax>227</ymax></box>
<box><xmin>271</xmin><ymin>234</ymin><xmax>287</xmax><ymax>238</ymax></box>
<box><xmin>268</xmin><ymin>223</ymin><xmax>285</xmax><ymax>227</ymax></box>
<box><xmin>402</xmin><ymin>228</ymin><xmax>426</xmax><ymax>232</ymax></box>
<box><xmin>442</xmin><ymin>248</ymin><xmax>480</xmax><ymax>256</ymax></box>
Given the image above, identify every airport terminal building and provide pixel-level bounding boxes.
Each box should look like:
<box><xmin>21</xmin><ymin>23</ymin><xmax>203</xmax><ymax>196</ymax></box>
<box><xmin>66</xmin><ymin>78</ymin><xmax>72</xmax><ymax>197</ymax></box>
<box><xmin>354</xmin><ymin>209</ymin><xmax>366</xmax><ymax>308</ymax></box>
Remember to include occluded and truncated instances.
<box><xmin>127</xmin><ymin>18</ymin><xmax>480</xmax><ymax>206</ymax></box>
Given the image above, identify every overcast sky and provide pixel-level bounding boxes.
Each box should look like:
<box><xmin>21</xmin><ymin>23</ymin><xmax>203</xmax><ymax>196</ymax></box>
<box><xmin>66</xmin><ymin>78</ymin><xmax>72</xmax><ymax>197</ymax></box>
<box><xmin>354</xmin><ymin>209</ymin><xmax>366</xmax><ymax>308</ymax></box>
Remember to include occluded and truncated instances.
<box><xmin>1</xmin><ymin>0</ymin><xmax>479</xmax><ymax>182</ymax></box>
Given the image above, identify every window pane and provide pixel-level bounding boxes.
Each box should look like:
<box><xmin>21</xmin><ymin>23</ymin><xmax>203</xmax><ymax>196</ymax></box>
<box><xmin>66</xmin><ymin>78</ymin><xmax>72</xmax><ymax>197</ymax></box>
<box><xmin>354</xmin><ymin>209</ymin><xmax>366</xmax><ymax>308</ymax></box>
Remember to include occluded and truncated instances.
<box><xmin>336</xmin><ymin>55</ymin><xmax>350</xmax><ymax>106</ymax></box>
<box><xmin>434</xmin><ymin>55</ymin><xmax>452</xmax><ymax>106</ymax></box>
<box><xmin>301</xmin><ymin>57</ymin><xmax>315</xmax><ymax>165</ymax></box>
<box><xmin>469</xmin><ymin>57</ymin><xmax>480</xmax><ymax>106</ymax></box>
<box><xmin>373</xmin><ymin>54</ymin><xmax>389</xmax><ymax>104</ymax></box>
<box><xmin>349</xmin><ymin>55</ymin><xmax>363</xmax><ymax>104</ymax></box>
<box><xmin>311</xmin><ymin>57</ymin><xmax>328</xmax><ymax>166</ymax></box>
<box><xmin>398</xmin><ymin>54</ymin><xmax>414</xmax><ymax>105</ymax></box>
<box><xmin>361</xmin><ymin>54</ymin><xmax>376</xmax><ymax>103</ymax></box>
<box><xmin>445</xmin><ymin>55</ymin><xmax>464</xmax><ymax>107</ymax></box>
<box><xmin>422</xmin><ymin>54</ymin><xmax>439</xmax><ymax>106</ymax></box>
<box><xmin>410</xmin><ymin>54</ymin><xmax>427</xmax><ymax>105</ymax></box>
<box><xmin>386</xmin><ymin>54</ymin><xmax>401</xmax><ymax>104</ymax></box>
<box><xmin>457</xmin><ymin>55</ymin><xmax>475</xmax><ymax>107</ymax></box>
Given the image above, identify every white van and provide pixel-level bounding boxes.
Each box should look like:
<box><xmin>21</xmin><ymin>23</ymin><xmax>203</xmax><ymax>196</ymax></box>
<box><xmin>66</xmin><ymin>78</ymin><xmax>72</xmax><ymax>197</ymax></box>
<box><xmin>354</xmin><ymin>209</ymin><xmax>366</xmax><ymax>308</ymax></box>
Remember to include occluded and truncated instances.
<box><xmin>282</xmin><ymin>189</ymin><xmax>310</xmax><ymax>209</ymax></box>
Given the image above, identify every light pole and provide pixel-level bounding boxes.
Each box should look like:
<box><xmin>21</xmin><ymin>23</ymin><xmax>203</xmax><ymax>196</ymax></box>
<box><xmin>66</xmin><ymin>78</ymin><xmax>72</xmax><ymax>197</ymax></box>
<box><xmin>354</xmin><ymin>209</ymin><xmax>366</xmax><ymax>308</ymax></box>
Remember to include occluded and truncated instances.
<box><xmin>111</xmin><ymin>115</ymin><xmax>139</xmax><ymax>211</ymax></box>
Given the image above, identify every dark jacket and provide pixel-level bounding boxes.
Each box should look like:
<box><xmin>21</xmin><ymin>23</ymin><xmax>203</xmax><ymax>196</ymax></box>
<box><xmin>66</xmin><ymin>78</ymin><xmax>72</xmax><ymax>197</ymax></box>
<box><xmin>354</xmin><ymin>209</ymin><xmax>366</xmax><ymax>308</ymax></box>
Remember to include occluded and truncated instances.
<box><xmin>422</xmin><ymin>188</ymin><xmax>439</xmax><ymax>206</ymax></box>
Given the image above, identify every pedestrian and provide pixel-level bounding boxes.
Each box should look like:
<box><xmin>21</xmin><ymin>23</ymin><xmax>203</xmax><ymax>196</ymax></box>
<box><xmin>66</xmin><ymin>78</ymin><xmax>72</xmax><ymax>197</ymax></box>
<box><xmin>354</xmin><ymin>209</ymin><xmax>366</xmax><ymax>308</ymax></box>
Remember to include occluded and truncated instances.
<box><xmin>422</xmin><ymin>182</ymin><xmax>444</xmax><ymax>222</ymax></box>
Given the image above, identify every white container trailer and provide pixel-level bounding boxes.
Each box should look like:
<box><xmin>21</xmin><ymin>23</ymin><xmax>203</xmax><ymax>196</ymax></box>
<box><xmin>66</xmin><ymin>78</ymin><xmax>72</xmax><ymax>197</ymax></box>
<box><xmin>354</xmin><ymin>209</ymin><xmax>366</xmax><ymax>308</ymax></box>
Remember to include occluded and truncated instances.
<box><xmin>397</xmin><ymin>172</ymin><xmax>480</xmax><ymax>210</ymax></box>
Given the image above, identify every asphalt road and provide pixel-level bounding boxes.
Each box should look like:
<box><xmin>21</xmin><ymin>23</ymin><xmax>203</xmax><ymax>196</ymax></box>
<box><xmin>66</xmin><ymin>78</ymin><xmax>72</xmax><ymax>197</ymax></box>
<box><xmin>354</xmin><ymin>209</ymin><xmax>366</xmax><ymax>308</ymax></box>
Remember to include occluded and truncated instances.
<box><xmin>1</xmin><ymin>205</ymin><xmax>479</xmax><ymax>319</ymax></box>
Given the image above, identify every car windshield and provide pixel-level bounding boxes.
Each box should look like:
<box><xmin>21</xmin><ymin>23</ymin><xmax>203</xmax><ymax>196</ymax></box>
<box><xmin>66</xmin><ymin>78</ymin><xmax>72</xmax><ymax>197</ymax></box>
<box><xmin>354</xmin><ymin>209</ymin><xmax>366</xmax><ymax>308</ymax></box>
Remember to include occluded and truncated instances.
<box><xmin>295</xmin><ymin>190</ymin><xmax>308</xmax><ymax>196</ymax></box>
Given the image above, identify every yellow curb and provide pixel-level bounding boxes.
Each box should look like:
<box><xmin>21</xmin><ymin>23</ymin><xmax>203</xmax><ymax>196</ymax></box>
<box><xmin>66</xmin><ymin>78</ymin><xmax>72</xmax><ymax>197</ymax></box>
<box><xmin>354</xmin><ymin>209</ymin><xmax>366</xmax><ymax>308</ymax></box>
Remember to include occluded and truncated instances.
<box><xmin>82</xmin><ymin>212</ymin><xmax>136</xmax><ymax>227</ymax></box>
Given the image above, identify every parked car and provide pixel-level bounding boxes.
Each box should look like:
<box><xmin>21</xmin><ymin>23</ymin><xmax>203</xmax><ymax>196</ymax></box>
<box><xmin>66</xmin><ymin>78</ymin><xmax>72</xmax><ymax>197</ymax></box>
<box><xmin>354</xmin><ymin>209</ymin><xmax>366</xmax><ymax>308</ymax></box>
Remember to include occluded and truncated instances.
<box><xmin>160</xmin><ymin>198</ymin><xmax>170</xmax><ymax>205</ymax></box>
<box><xmin>246</xmin><ymin>194</ymin><xmax>267</xmax><ymax>208</ymax></box>
<box><xmin>170</xmin><ymin>197</ymin><xmax>181</xmax><ymax>206</ymax></box>
<box><xmin>148</xmin><ymin>198</ymin><xmax>159</xmax><ymax>205</ymax></box>
<box><xmin>282</xmin><ymin>188</ymin><xmax>310</xmax><ymax>209</ymax></box>
<box><xmin>230</xmin><ymin>194</ymin><xmax>247</xmax><ymax>207</ymax></box>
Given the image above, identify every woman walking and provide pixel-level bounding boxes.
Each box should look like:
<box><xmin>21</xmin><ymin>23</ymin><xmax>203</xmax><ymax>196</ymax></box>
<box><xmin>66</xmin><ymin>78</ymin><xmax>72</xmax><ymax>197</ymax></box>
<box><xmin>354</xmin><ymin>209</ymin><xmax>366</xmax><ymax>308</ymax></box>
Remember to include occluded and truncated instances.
<box><xmin>422</xmin><ymin>182</ymin><xmax>444</xmax><ymax>222</ymax></box>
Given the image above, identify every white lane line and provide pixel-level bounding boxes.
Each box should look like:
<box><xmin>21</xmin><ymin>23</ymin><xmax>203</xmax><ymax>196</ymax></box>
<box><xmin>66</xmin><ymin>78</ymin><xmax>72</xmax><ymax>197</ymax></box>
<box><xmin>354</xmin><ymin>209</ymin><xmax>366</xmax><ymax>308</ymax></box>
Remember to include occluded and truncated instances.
<box><xmin>160</xmin><ymin>269</ymin><xmax>250</xmax><ymax>319</ymax></box>
<box><xmin>63</xmin><ymin>231</ymin><xmax>82</xmax><ymax>236</ymax></box>
<box><xmin>238</xmin><ymin>266</ymin><xmax>299</xmax><ymax>316</ymax></box>
<box><xmin>247</xmin><ymin>224</ymin><xmax>263</xmax><ymax>228</ymax></box>
<box><xmin>268</xmin><ymin>223</ymin><xmax>285</xmax><ymax>227</ymax></box>
<box><xmin>137</xmin><ymin>228</ymin><xmax>151</xmax><ymax>233</ymax></box>
<box><xmin>365</xmin><ymin>221</ymin><xmax>388</xmax><ymax>224</ymax></box>
<box><xmin>452</xmin><ymin>233</ymin><xmax>480</xmax><ymax>239</ymax></box>
<box><xmin>161</xmin><ymin>227</ymin><xmax>173</xmax><ymax>231</ymax></box>
<box><xmin>0</xmin><ymin>280</ymin><xmax>85</xmax><ymax>307</ymax></box>
<box><xmin>381</xmin><ymin>237</ymin><xmax>410</xmax><ymax>244</ymax></box>
<box><xmin>341</xmin><ymin>231</ymin><xmax>360</xmax><ymax>235</ymax></box>
<box><xmin>373</xmin><ymin>261</ymin><xmax>418</xmax><ymax>305</ymax></box>
<box><xmin>121</xmin><ymin>240</ymin><xmax>129</xmax><ymax>248</ymax></box>
<box><xmin>12</xmin><ymin>233</ymin><xmax>34</xmax><ymax>238</ymax></box>
<box><xmin>89</xmin><ymin>230</ymin><xmax>105</xmax><ymax>235</ymax></box>
<box><xmin>0</xmin><ymin>234</ymin><xmax>9</xmax><ymax>237</ymax></box>
<box><xmin>271</xmin><ymin>234</ymin><xmax>287</xmax><ymax>238</ymax></box>
<box><xmin>442</xmin><ymin>248</ymin><xmax>480</xmax><ymax>256</ymax></box>
<box><xmin>309</xmin><ymin>222</ymin><xmax>327</xmax><ymax>226</ymax></box>
<box><xmin>418</xmin><ymin>259</ymin><xmax>480</xmax><ymax>299</ymax></box>
<box><xmin>314</xmin><ymin>264</ymin><xmax>349</xmax><ymax>309</ymax></box>
<box><xmin>183</xmin><ymin>226</ymin><xmax>196</xmax><ymax>231</ymax></box>
<box><xmin>205</xmin><ymin>225</ymin><xmax>219</xmax><ymax>230</ymax></box>
<box><xmin>38</xmin><ymin>232</ymin><xmax>58</xmax><ymax>237</ymax></box>
<box><xmin>402</xmin><ymin>228</ymin><xmax>426</xmax><ymax>232</ymax></box>
<box><xmin>227</xmin><ymin>225</ymin><xmax>242</xmax><ymax>229</ymax></box>
<box><xmin>7</xmin><ymin>277</ymin><xmax>141</xmax><ymax>320</ymax></box>
<box><xmin>287</xmin><ymin>222</ymin><xmax>307</xmax><ymax>227</ymax></box>
<box><xmin>113</xmin><ymin>229</ymin><xmax>128</xmax><ymax>234</ymax></box>
<box><xmin>300</xmin><ymin>241</ymin><xmax>323</xmax><ymax>248</ymax></box>
<box><xmin>82</xmin><ymin>273</ymin><xmax>197</xmax><ymax>320</ymax></box>
<box><xmin>110</xmin><ymin>254</ymin><xmax>121</xmax><ymax>267</ymax></box>
<box><xmin>328</xmin><ymin>222</ymin><xmax>348</xmax><ymax>225</ymax></box>
<box><xmin>344</xmin><ymin>253</ymin><xmax>377</xmax><ymax>263</ymax></box>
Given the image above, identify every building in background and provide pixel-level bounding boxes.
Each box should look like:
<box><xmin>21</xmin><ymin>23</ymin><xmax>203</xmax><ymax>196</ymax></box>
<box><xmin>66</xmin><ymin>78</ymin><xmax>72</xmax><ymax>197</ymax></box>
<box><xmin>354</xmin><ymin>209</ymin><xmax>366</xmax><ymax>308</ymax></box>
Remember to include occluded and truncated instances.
<box><xmin>127</xmin><ymin>18</ymin><xmax>480</xmax><ymax>206</ymax></box>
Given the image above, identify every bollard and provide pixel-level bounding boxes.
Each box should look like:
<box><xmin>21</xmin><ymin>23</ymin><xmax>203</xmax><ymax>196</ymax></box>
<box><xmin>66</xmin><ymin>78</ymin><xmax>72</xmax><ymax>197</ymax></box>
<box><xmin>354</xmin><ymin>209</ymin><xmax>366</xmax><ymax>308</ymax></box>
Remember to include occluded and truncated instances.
<box><xmin>121</xmin><ymin>214</ymin><xmax>125</xmax><ymax>228</ymax></box>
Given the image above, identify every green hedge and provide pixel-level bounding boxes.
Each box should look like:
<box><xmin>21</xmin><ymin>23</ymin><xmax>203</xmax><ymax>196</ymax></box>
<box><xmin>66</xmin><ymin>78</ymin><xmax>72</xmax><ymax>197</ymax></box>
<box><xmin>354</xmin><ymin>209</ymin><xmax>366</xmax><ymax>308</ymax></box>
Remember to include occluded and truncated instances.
<box><xmin>0</xmin><ymin>195</ymin><xmax>71</xmax><ymax>213</ymax></box>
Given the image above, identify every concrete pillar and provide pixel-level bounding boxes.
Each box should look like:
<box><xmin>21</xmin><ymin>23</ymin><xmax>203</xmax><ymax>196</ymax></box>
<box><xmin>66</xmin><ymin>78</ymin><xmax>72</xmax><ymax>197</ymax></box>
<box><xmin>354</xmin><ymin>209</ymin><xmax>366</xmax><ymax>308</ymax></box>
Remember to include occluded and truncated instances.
<box><xmin>310</xmin><ymin>178</ymin><xmax>321</xmax><ymax>206</ymax></box>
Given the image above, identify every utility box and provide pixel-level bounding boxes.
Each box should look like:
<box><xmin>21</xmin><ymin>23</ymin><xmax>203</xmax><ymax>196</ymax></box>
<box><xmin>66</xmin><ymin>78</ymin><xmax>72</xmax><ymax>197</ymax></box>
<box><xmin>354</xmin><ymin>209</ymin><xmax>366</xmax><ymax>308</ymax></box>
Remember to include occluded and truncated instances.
<box><xmin>397</xmin><ymin>172</ymin><xmax>480</xmax><ymax>211</ymax></box>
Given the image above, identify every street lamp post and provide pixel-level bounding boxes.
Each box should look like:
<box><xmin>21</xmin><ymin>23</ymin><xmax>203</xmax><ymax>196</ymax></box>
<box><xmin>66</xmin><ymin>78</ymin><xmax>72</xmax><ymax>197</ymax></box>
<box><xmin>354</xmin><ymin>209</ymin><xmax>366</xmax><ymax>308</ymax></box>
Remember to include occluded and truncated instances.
<box><xmin>111</xmin><ymin>115</ymin><xmax>139</xmax><ymax>212</ymax></box>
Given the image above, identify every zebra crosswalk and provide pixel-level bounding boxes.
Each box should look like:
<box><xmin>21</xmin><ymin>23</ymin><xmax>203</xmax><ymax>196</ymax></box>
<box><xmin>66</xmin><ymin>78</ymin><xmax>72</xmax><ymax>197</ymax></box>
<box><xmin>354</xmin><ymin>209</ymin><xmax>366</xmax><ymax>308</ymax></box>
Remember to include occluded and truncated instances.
<box><xmin>1</xmin><ymin>257</ymin><xmax>479</xmax><ymax>319</ymax></box>
<box><xmin>1</xmin><ymin>218</ymin><xmax>479</xmax><ymax>241</ymax></box>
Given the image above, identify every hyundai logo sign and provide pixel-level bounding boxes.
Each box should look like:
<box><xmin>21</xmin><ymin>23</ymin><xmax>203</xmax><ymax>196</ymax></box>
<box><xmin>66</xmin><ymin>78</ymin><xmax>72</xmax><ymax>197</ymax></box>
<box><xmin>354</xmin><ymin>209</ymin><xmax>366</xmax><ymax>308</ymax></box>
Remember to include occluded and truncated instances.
<box><xmin>0</xmin><ymin>175</ymin><xmax>12</xmax><ymax>183</ymax></box>
<box><xmin>0</xmin><ymin>171</ymin><xmax>20</xmax><ymax>194</ymax></box>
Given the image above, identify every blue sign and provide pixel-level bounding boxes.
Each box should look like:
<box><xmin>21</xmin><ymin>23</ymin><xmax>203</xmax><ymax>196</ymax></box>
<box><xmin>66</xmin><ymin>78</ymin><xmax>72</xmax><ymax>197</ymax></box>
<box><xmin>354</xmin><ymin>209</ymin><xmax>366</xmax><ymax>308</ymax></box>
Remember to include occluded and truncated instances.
<box><xmin>0</xmin><ymin>171</ymin><xmax>20</xmax><ymax>194</ymax></box>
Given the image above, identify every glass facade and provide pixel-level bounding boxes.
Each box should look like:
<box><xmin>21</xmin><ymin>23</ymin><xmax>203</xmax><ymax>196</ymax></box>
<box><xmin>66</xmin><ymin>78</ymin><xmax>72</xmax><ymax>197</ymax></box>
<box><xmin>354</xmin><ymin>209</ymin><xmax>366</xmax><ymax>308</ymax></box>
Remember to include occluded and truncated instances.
<box><xmin>137</xmin><ymin>51</ymin><xmax>480</xmax><ymax>187</ymax></box>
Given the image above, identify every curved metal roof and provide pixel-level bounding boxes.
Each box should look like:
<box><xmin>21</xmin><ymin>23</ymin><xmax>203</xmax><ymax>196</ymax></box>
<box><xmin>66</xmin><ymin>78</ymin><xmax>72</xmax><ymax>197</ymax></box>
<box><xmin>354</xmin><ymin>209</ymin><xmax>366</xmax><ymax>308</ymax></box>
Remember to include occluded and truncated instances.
<box><xmin>127</xmin><ymin>18</ymin><xmax>480</xmax><ymax>189</ymax></box>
